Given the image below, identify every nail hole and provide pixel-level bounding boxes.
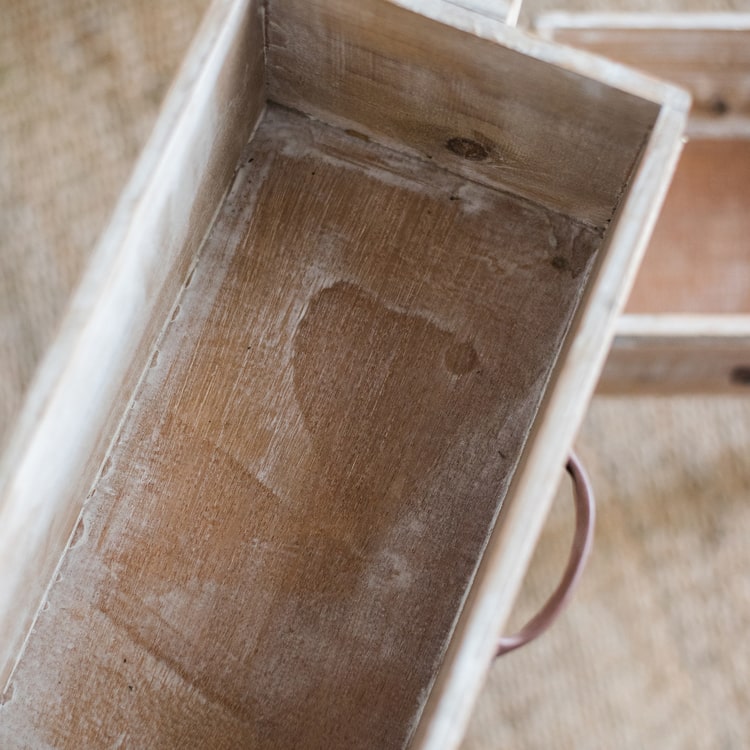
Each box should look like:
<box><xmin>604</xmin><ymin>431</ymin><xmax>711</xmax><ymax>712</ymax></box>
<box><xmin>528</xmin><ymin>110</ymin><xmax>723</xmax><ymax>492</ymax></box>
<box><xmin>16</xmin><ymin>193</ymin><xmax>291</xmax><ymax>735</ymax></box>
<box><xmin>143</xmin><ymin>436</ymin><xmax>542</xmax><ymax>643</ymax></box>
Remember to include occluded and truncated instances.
<box><xmin>709</xmin><ymin>97</ymin><xmax>730</xmax><ymax>116</ymax></box>
<box><xmin>446</xmin><ymin>137</ymin><xmax>489</xmax><ymax>161</ymax></box>
<box><xmin>344</xmin><ymin>128</ymin><xmax>370</xmax><ymax>143</ymax></box>
<box><xmin>730</xmin><ymin>366</ymin><xmax>750</xmax><ymax>385</ymax></box>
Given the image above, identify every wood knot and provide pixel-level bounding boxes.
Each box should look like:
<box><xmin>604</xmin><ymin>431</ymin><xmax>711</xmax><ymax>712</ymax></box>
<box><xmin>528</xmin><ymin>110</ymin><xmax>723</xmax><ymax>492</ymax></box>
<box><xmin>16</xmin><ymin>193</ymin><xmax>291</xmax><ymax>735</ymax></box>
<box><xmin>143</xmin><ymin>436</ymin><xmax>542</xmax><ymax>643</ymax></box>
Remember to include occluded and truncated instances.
<box><xmin>730</xmin><ymin>365</ymin><xmax>750</xmax><ymax>385</ymax></box>
<box><xmin>446</xmin><ymin>137</ymin><xmax>489</xmax><ymax>161</ymax></box>
<box><xmin>551</xmin><ymin>255</ymin><xmax>570</xmax><ymax>271</ymax></box>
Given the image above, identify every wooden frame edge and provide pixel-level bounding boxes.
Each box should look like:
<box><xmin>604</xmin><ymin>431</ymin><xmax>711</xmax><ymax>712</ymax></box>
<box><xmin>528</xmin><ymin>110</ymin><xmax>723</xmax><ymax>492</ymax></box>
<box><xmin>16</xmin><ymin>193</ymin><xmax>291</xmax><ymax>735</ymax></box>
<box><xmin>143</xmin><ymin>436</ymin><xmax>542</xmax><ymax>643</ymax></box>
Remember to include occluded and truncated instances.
<box><xmin>534</xmin><ymin>11</ymin><xmax>750</xmax><ymax>33</ymax></box>
<box><xmin>395</xmin><ymin>0</ymin><xmax>523</xmax><ymax>26</ymax></box>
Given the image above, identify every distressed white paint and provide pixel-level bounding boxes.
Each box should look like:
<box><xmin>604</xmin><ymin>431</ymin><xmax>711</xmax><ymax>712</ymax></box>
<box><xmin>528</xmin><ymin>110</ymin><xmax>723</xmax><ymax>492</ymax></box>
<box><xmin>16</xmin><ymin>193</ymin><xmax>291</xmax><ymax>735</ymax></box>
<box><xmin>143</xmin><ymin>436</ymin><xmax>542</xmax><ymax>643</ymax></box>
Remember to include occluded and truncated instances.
<box><xmin>396</xmin><ymin>0</ymin><xmax>522</xmax><ymax>24</ymax></box>
<box><xmin>617</xmin><ymin>314</ymin><xmax>750</xmax><ymax>339</ymax></box>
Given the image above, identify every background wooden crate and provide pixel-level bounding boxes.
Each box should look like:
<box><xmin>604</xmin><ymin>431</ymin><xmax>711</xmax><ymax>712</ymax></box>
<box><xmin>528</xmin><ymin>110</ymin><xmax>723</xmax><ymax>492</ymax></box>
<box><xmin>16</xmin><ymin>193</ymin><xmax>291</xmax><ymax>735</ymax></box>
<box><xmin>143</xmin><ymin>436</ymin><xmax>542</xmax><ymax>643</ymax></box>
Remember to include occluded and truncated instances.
<box><xmin>533</xmin><ymin>11</ymin><xmax>750</xmax><ymax>392</ymax></box>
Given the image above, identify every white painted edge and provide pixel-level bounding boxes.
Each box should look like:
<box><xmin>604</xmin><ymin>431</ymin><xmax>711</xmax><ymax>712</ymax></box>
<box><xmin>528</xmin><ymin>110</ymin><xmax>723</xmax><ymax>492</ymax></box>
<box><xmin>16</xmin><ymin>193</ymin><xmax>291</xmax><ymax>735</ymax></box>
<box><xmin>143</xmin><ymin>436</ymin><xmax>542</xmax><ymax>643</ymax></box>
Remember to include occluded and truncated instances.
<box><xmin>389</xmin><ymin>0</ymin><xmax>692</xmax><ymax>111</ymax></box>
<box><xmin>505</xmin><ymin>0</ymin><xmax>523</xmax><ymax>27</ymax></box>
<box><xmin>535</xmin><ymin>12</ymin><xmax>750</xmax><ymax>33</ymax></box>
<box><xmin>391</xmin><ymin>0</ymin><xmax>514</xmax><ymax>32</ymax></box>
<box><xmin>442</xmin><ymin>0</ymin><xmax>514</xmax><ymax>22</ymax></box>
<box><xmin>0</xmin><ymin>0</ymin><xmax>262</xmax><ymax>689</ymax></box>
<box><xmin>434</xmin><ymin>0</ymin><xmax>522</xmax><ymax>25</ymax></box>
<box><xmin>411</xmin><ymin>105</ymin><xmax>689</xmax><ymax>750</ymax></box>
<box><xmin>617</xmin><ymin>313</ymin><xmax>750</xmax><ymax>339</ymax></box>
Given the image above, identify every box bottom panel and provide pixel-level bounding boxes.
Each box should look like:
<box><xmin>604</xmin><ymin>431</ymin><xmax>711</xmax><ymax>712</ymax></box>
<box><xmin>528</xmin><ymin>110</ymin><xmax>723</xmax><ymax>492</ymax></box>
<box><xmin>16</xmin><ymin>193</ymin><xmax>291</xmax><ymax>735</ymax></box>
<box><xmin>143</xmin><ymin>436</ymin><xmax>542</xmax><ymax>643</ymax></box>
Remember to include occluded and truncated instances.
<box><xmin>0</xmin><ymin>105</ymin><xmax>599</xmax><ymax>749</ymax></box>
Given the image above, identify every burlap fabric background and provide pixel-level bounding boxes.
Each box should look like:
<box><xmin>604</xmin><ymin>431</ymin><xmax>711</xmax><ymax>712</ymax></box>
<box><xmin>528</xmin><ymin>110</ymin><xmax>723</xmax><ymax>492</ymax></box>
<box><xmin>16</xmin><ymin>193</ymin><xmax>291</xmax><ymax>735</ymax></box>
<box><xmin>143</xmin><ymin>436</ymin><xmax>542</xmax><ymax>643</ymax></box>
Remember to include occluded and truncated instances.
<box><xmin>2</xmin><ymin>1</ymin><xmax>749</xmax><ymax>748</ymax></box>
<box><xmin>0</xmin><ymin>0</ymin><xmax>208</xmax><ymax>455</ymax></box>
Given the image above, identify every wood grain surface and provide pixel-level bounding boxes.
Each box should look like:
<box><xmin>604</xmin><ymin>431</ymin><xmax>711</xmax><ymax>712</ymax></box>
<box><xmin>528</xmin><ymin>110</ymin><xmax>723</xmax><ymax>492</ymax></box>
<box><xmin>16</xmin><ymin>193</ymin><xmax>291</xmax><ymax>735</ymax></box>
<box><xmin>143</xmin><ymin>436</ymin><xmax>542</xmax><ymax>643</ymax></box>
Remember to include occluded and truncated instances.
<box><xmin>266</xmin><ymin>0</ymin><xmax>660</xmax><ymax>228</ymax></box>
<box><xmin>602</xmin><ymin>316</ymin><xmax>750</xmax><ymax>393</ymax></box>
<box><xmin>0</xmin><ymin>106</ymin><xmax>600</xmax><ymax>749</ymax></box>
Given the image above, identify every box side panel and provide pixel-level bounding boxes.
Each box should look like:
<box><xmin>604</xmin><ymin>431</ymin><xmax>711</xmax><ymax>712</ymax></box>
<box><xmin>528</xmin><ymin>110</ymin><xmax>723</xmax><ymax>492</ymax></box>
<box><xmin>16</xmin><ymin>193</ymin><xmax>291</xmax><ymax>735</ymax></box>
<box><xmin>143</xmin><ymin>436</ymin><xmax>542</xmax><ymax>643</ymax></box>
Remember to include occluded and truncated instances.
<box><xmin>265</xmin><ymin>0</ymin><xmax>662</xmax><ymax>228</ymax></box>
<box><xmin>601</xmin><ymin>317</ymin><xmax>750</xmax><ymax>394</ymax></box>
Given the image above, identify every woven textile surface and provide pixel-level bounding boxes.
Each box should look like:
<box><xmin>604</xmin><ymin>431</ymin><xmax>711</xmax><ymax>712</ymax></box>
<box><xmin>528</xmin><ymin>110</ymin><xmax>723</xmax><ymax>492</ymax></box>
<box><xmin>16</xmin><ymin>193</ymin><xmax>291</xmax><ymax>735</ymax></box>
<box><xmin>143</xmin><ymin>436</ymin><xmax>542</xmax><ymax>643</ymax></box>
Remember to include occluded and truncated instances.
<box><xmin>0</xmin><ymin>0</ymin><xmax>209</xmax><ymax>454</ymax></box>
<box><xmin>2</xmin><ymin>2</ymin><xmax>750</xmax><ymax>749</ymax></box>
<box><xmin>463</xmin><ymin>396</ymin><xmax>750</xmax><ymax>749</ymax></box>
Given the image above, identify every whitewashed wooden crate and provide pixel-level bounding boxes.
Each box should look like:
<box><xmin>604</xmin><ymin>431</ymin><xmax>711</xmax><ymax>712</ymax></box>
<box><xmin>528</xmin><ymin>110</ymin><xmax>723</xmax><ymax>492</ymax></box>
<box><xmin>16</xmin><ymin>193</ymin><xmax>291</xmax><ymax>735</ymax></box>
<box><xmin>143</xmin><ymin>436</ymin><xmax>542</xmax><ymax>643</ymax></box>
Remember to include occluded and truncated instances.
<box><xmin>535</xmin><ymin>12</ymin><xmax>750</xmax><ymax>393</ymax></box>
<box><xmin>0</xmin><ymin>1</ymin><xmax>687</xmax><ymax>747</ymax></box>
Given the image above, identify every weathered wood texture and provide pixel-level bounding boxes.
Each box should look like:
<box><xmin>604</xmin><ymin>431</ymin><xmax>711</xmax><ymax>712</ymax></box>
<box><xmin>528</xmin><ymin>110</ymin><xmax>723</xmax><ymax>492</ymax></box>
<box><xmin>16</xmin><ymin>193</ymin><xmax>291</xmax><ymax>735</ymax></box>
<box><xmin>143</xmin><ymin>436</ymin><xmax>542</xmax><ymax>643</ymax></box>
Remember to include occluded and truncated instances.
<box><xmin>0</xmin><ymin>106</ymin><xmax>601</xmax><ymax>750</ymax></box>
<box><xmin>266</xmin><ymin>0</ymin><xmax>661</xmax><ymax>229</ymax></box>
<box><xmin>627</xmin><ymin>139</ymin><xmax>750</xmax><ymax>315</ymax></box>
<box><xmin>0</xmin><ymin>0</ymin><xmax>265</xmax><ymax>688</ymax></box>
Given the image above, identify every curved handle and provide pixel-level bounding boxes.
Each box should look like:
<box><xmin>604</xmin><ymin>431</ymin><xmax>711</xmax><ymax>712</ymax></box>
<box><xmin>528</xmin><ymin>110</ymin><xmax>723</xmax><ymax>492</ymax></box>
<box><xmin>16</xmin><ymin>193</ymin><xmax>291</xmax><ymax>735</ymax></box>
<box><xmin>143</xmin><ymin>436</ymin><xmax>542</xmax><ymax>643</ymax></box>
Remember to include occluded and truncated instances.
<box><xmin>495</xmin><ymin>453</ymin><xmax>595</xmax><ymax>657</ymax></box>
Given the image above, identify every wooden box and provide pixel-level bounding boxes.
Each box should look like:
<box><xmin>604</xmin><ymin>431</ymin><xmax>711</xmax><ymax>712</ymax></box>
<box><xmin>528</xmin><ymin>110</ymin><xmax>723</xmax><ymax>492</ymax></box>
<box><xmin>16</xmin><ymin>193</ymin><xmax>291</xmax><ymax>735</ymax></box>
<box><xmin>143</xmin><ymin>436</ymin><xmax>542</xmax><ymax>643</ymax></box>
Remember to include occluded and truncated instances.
<box><xmin>535</xmin><ymin>12</ymin><xmax>750</xmax><ymax>393</ymax></box>
<box><xmin>0</xmin><ymin>1</ymin><xmax>687</xmax><ymax>747</ymax></box>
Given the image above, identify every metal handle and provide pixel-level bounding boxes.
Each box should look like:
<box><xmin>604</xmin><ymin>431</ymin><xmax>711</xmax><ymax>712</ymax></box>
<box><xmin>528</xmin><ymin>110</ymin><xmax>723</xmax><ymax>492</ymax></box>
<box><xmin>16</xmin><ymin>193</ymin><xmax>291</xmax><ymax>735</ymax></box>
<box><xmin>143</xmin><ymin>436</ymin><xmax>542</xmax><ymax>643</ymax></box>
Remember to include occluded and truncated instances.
<box><xmin>496</xmin><ymin>452</ymin><xmax>595</xmax><ymax>657</ymax></box>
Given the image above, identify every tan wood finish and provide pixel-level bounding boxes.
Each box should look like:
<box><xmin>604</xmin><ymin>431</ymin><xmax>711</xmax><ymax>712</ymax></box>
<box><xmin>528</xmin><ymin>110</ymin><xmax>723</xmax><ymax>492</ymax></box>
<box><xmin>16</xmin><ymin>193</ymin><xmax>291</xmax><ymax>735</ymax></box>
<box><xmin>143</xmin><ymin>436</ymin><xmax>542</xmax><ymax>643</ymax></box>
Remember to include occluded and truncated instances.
<box><xmin>0</xmin><ymin>1</ymin><xmax>690</xmax><ymax>747</ymax></box>
<box><xmin>627</xmin><ymin>139</ymin><xmax>750</xmax><ymax>315</ymax></box>
<box><xmin>0</xmin><ymin>104</ymin><xmax>601</xmax><ymax>750</ymax></box>
<box><xmin>267</xmin><ymin>0</ymin><xmax>662</xmax><ymax>228</ymax></box>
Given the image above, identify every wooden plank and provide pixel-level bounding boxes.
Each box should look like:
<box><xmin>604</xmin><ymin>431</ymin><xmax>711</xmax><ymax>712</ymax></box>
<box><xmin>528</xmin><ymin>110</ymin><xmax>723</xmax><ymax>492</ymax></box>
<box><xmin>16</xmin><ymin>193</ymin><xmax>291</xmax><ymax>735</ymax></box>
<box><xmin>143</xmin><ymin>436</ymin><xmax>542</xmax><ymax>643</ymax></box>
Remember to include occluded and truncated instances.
<box><xmin>626</xmin><ymin>139</ymin><xmax>750</xmax><ymax>315</ymax></box>
<box><xmin>0</xmin><ymin>105</ymin><xmax>602</xmax><ymax>749</ymax></box>
<box><xmin>0</xmin><ymin>0</ymin><xmax>265</xmax><ymax>689</ymax></box>
<box><xmin>523</xmin><ymin>2</ymin><xmax>748</xmax><ymax>24</ymax></box>
<box><xmin>266</xmin><ymin>0</ymin><xmax>670</xmax><ymax>228</ymax></box>
<box><xmin>602</xmin><ymin>316</ymin><xmax>750</xmax><ymax>393</ymax></box>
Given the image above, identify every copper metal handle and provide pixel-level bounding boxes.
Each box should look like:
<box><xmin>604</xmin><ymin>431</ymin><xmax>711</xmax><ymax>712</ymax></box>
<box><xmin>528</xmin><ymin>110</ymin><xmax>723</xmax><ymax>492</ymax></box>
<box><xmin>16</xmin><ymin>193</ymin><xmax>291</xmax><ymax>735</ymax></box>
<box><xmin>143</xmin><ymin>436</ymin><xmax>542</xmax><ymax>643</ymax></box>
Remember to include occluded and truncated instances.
<box><xmin>495</xmin><ymin>453</ymin><xmax>595</xmax><ymax>657</ymax></box>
